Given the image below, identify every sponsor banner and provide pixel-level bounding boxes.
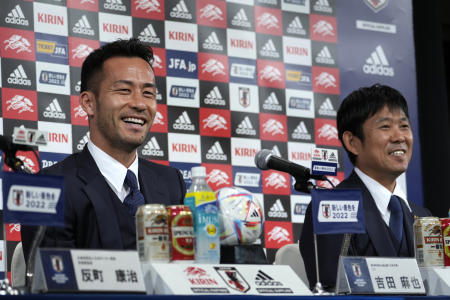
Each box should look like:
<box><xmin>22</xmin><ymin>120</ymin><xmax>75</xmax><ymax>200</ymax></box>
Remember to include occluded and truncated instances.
<box><xmin>152</xmin><ymin>48</ymin><xmax>167</xmax><ymax>77</ymax></box>
<box><xmin>310</xmin><ymin>14</ymin><xmax>337</xmax><ymax>43</ymax></box>
<box><xmin>198</xmin><ymin>53</ymin><xmax>229</xmax><ymax>83</ymax></box>
<box><xmin>316</xmin><ymin>171</ymin><xmax>344</xmax><ymax>189</ymax></box>
<box><xmin>197</xmin><ymin>0</ymin><xmax>227</xmax><ymax>28</ymax></box>
<box><xmin>264</xmin><ymin>220</ymin><xmax>293</xmax><ymax>249</ymax></box>
<box><xmin>311</xmin><ymin>0</ymin><xmax>336</xmax><ymax>16</ymax></box>
<box><xmin>99</xmin><ymin>0</ymin><xmax>131</xmax><ymax>16</ymax></box>
<box><xmin>36</xmin><ymin>61</ymin><xmax>70</xmax><ymax>95</ymax></box>
<box><xmin>38</xmin><ymin>121</ymin><xmax>72</xmax><ymax>154</ymax></box>
<box><xmin>261</xmin><ymin>141</ymin><xmax>287</xmax><ymax>160</ymax></box>
<box><xmin>0</xmin><ymin>28</ymin><xmax>36</xmax><ymax>61</ymax></box>
<box><xmin>166</xmin><ymin>77</ymin><xmax>199</xmax><ymax>108</ymax></box>
<box><xmin>168</xmin><ymin>133</ymin><xmax>201</xmax><ymax>163</ymax></box>
<box><xmin>259</xmin><ymin>87</ymin><xmax>285</xmax><ymax>114</ymax></box>
<box><xmin>227</xmin><ymin>3</ymin><xmax>254</xmax><ymax>31</ymax></box>
<box><xmin>166</xmin><ymin>50</ymin><xmax>198</xmax><ymax>79</ymax></box>
<box><xmin>229</xmin><ymin>57</ymin><xmax>257</xmax><ymax>85</ymax></box>
<box><xmin>231</xmin><ymin>137</ymin><xmax>261</xmax><ymax>167</ymax></box>
<box><xmin>155</xmin><ymin>76</ymin><xmax>167</xmax><ymax>104</ymax></box>
<box><xmin>231</xmin><ymin>111</ymin><xmax>260</xmax><ymax>139</ymax></box>
<box><xmin>150</xmin><ymin>103</ymin><xmax>168</xmax><ymax>133</ymax></box>
<box><xmin>282</xmin><ymin>11</ymin><xmax>309</xmax><ymax>38</ymax></box>
<box><xmin>312</xmin><ymin>41</ymin><xmax>337</xmax><ymax>67</ymax></box>
<box><xmin>2</xmin><ymin>88</ymin><xmax>38</xmax><ymax>121</ymax></box>
<box><xmin>262</xmin><ymin>170</ymin><xmax>290</xmax><ymax>195</ymax></box>
<box><xmin>38</xmin><ymin>93</ymin><xmax>70</xmax><ymax>124</ymax></box>
<box><xmin>1</xmin><ymin>59</ymin><xmax>36</xmax><ymax>91</ymax></box>
<box><xmin>167</xmin><ymin>106</ymin><xmax>199</xmax><ymax>134</ymax></box>
<box><xmin>203</xmin><ymin>163</ymin><xmax>233</xmax><ymax>191</ymax></box>
<box><xmin>68</xmin><ymin>8</ymin><xmax>99</xmax><ymax>40</ymax></box>
<box><xmin>70</xmin><ymin>95</ymin><xmax>88</xmax><ymax>126</ymax></box>
<box><xmin>2</xmin><ymin>119</ymin><xmax>38</xmax><ymax>142</ymax></box>
<box><xmin>281</xmin><ymin>0</ymin><xmax>309</xmax><ymax>13</ymax></box>
<box><xmin>35</xmin><ymin>32</ymin><xmax>69</xmax><ymax>65</ymax></box>
<box><xmin>69</xmin><ymin>66</ymin><xmax>81</xmax><ymax>95</ymax></box>
<box><xmin>199</xmin><ymin>108</ymin><xmax>231</xmax><ymax>138</ymax></box>
<box><xmin>287</xmin><ymin>116</ymin><xmax>314</xmax><ymax>143</ymax></box>
<box><xmin>284</xmin><ymin>64</ymin><xmax>312</xmax><ymax>90</ymax></box>
<box><xmin>285</xmin><ymin>89</ymin><xmax>314</xmax><ymax>118</ymax></box>
<box><xmin>6</xmin><ymin>224</ymin><xmax>22</xmax><ymax>242</ymax></box>
<box><xmin>165</xmin><ymin>20</ymin><xmax>198</xmax><ymax>52</ymax></box>
<box><xmin>68</xmin><ymin>37</ymin><xmax>99</xmax><ymax>67</ymax></box>
<box><xmin>283</xmin><ymin>36</ymin><xmax>311</xmax><ymax>66</ymax></box>
<box><xmin>4</xmin><ymin>149</ymin><xmax>40</xmax><ymax>174</ymax></box>
<box><xmin>1</xmin><ymin>1</ymin><xmax>34</xmax><ymax>31</ymax></box>
<box><xmin>362</xmin><ymin>44</ymin><xmax>395</xmax><ymax>77</ymax></box>
<box><xmin>259</xmin><ymin>113</ymin><xmax>287</xmax><ymax>142</ymax></box>
<box><xmin>255</xmin><ymin>0</ymin><xmax>281</xmax><ymax>9</ymax></box>
<box><xmin>312</xmin><ymin>66</ymin><xmax>340</xmax><ymax>95</ymax></box>
<box><xmin>254</xmin><ymin>6</ymin><xmax>282</xmax><ymax>36</ymax></box>
<box><xmin>138</xmin><ymin>132</ymin><xmax>168</xmax><ymax>161</ymax></box>
<box><xmin>131</xmin><ymin>0</ymin><xmax>165</xmax><ymax>20</ymax></box>
<box><xmin>71</xmin><ymin>125</ymin><xmax>89</xmax><ymax>153</ymax></box>
<box><xmin>287</xmin><ymin>141</ymin><xmax>314</xmax><ymax>169</ymax></box>
<box><xmin>314</xmin><ymin>93</ymin><xmax>339</xmax><ymax>118</ymax></box>
<box><xmin>227</xmin><ymin>29</ymin><xmax>256</xmax><ymax>59</ymax></box>
<box><xmin>133</xmin><ymin>18</ymin><xmax>164</xmax><ymax>48</ymax></box>
<box><xmin>290</xmin><ymin>195</ymin><xmax>310</xmax><ymax>223</ymax></box>
<box><xmin>229</xmin><ymin>83</ymin><xmax>259</xmax><ymax>113</ymax></box>
<box><xmin>315</xmin><ymin>118</ymin><xmax>340</xmax><ymax>147</ymax></box>
<box><xmin>98</xmin><ymin>12</ymin><xmax>132</xmax><ymax>43</ymax></box>
<box><xmin>201</xmin><ymin>136</ymin><xmax>231</xmax><ymax>164</ymax></box>
<box><xmin>170</xmin><ymin>161</ymin><xmax>197</xmax><ymax>188</ymax></box>
<box><xmin>198</xmin><ymin>26</ymin><xmax>227</xmax><ymax>55</ymax></box>
<box><xmin>67</xmin><ymin>0</ymin><xmax>99</xmax><ymax>12</ymax></box>
<box><xmin>200</xmin><ymin>81</ymin><xmax>229</xmax><ymax>109</ymax></box>
<box><xmin>256</xmin><ymin>34</ymin><xmax>283</xmax><ymax>61</ymax></box>
<box><xmin>33</xmin><ymin>2</ymin><xmax>68</xmax><ymax>36</ymax></box>
<box><xmin>232</xmin><ymin>166</ymin><xmax>262</xmax><ymax>193</ymax></box>
<box><xmin>165</xmin><ymin>0</ymin><xmax>196</xmax><ymax>24</ymax></box>
<box><xmin>257</xmin><ymin>60</ymin><xmax>285</xmax><ymax>89</ymax></box>
<box><xmin>264</xmin><ymin>195</ymin><xmax>291</xmax><ymax>221</ymax></box>
<box><xmin>40</xmin><ymin>151</ymin><xmax>70</xmax><ymax>169</ymax></box>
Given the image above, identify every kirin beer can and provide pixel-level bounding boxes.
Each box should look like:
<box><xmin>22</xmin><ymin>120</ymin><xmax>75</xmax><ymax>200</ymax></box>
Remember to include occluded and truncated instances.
<box><xmin>136</xmin><ymin>204</ymin><xmax>170</xmax><ymax>262</ymax></box>
<box><xmin>441</xmin><ymin>218</ymin><xmax>450</xmax><ymax>266</ymax></box>
<box><xmin>167</xmin><ymin>205</ymin><xmax>194</xmax><ymax>262</ymax></box>
<box><xmin>414</xmin><ymin>216</ymin><xmax>444</xmax><ymax>267</ymax></box>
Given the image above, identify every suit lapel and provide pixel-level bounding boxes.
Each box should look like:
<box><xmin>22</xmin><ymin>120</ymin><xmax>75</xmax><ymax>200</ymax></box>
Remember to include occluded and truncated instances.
<box><xmin>76</xmin><ymin>147</ymin><xmax>123</xmax><ymax>249</ymax></box>
<box><xmin>138</xmin><ymin>160</ymin><xmax>167</xmax><ymax>205</ymax></box>
<box><xmin>400</xmin><ymin>200</ymin><xmax>415</xmax><ymax>255</ymax></box>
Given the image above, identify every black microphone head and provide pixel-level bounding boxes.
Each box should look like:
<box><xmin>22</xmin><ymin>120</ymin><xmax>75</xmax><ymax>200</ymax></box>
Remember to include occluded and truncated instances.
<box><xmin>254</xmin><ymin>149</ymin><xmax>273</xmax><ymax>170</ymax></box>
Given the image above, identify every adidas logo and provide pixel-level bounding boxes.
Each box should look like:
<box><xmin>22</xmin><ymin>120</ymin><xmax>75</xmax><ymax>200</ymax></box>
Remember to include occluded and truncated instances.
<box><xmin>255</xmin><ymin>270</ymin><xmax>282</xmax><ymax>286</ymax></box>
<box><xmin>104</xmin><ymin>0</ymin><xmax>126</xmax><ymax>11</ymax></box>
<box><xmin>206</xmin><ymin>141</ymin><xmax>227</xmax><ymax>161</ymax></box>
<box><xmin>204</xmin><ymin>86</ymin><xmax>226</xmax><ymax>106</ymax></box>
<box><xmin>170</xmin><ymin>0</ymin><xmax>192</xmax><ymax>20</ymax></box>
<box><xmin>73</xmin><ymin>15</ymin><xmax>94</xmax><ymax>36</ymax></box>
<box><xmin>263</xmin><ymin>92</ymin><xmax>282</xmax><ymax>111</ymax></box>
<box><xmin>363</xmin><ymin>45</ymin><xmax>394</xmax><ymax>77</ymax></box>
<box><xmin>5</xmin><ymin>4</ymin><xmax>29</xmax><ymax>26</ymax></box>
<box><xmin>260</xmin><ymin>39</ymin><xmax>280</xmax><ymax>59</ymax></box>
<box><xmin>267</xmin><ymin>199</ymin><xmax>288</xmax><ymax>218</ymax></box>
<box><xmin>313</xmin><ymin>0</ymin><xmax>333</xmax><ymax>13</ymax></box>
<box><xmin>271</xmin><ymin>145</ymin><xmax>281</xmax><ymax>157</ymax></box>
<box><xmin>202</xmin><ymin>31</ymin><xmax>223</xmax><ymax>51</ymax></box>
<box><xmin>173</xmin><ymin>111</ymin><xmax>195</xmax><ymax>131</ymax></box>
<box><xmin>287</xmin><ymin>16</ymin><xmax>306</xmax><ymax>35</ymax></box>
<box><xmin>315</xmin><ymin>45</ymin><xmax>335</xmax><ymax>65</ymax></box>
<box><xmin>232</xmin><ymin>8</ymin><xmax>251</xmax><ymax>28</ymax></box>
<box><xmin>138</xmin><ymin>24</ymin><xmax>160</xmax><ymax>44</ymax></box>
<box><xmin>319</xmin><ymin>98</ymin><xmax>336</xmax><ymax>116</ymax></box>
<box><xmin>8</xmin><ymin>64</ymin><xmax>31</xmax><ymax>86</ymax></box>
<box><xmin>77</xmin><ymin>132</ymin><xmax>90</xmax><ymax>151</ymax></box>
<box><xmin>250</xmin><ymin>209</ymin><xmax>260</xmax><ymax>218</ymax></box>
<box><xmin>142</xmin><ymin>136</ymin><xmax>164</xmax><ymax>156</ymax></box>
<box><xmin>236</xmin><ymin>116</ymin><xmax>256</xmax><ymax>136</ymax></box>
<box><xmin>292</xmin><ymin>121</ymin><xmax>311</xmax><ymax>140</ymax></box>
<box><xmin>44</xmin><ymin>98</ymin><xmax>66</xmax><ymax>119</ymax></box>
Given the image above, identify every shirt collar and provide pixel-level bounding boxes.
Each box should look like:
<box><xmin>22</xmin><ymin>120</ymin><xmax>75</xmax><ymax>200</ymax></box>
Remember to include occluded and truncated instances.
<box><xmin>87</xmin><ymin>141</ymin><xmax>139</xmax><ymax>194</ymax></box>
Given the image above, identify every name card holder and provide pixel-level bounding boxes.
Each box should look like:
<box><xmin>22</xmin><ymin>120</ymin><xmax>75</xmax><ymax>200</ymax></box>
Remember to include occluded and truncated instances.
<box><xmin>32</xmin><ymin>248</ymin><xmax>146</xmax><ymax>293</ymax></box>
<box><xmin>336</xmin><ymin>256</ymin><xmax>426</xmax><ymax>295</ymax></box>
<box><xmin>420</xmin><ymin>267</ymin><xmax>450</xmax><ymax>295</ymax></box>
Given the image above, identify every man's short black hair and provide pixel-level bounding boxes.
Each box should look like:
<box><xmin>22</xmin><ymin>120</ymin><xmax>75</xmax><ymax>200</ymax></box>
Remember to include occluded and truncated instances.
<box><xmin>337</xmin><ymin>84</ymin><xmax>410</xmax><ymax>164</ymax></box>
<box><xmin>80</xmin><ymin>38</ymin><xmax>154</xmax><ymax>95</ymax></box>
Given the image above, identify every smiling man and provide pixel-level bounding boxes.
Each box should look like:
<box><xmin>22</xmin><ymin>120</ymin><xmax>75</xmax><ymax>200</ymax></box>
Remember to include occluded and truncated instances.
<box><xmin>299</xmin><ymin>84</ymin><xmax>431</xmax><ymax>290</ymax></box>
<box><xmin>22</xmin><ymin>39</ymin><xmax>186</xmax><ymax>261</ymax></box>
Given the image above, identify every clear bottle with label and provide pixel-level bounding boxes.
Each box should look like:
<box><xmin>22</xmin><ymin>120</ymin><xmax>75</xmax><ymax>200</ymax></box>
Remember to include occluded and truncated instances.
<box><xmin>184</xmin><ymin>166</ymin><xmax>220</xmax><ymax>264</ymax></box>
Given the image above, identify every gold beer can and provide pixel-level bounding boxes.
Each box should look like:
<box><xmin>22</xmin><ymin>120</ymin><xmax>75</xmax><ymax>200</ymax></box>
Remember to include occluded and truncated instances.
<box><xmin>414</xmin><ymin>216</ymin><xmax>444</xmax><ymax>267</ymax></box>
<box><xmin>136</xmin><ymin>204</ymin><xmax>170</xmax><ymax>262</ymax></box>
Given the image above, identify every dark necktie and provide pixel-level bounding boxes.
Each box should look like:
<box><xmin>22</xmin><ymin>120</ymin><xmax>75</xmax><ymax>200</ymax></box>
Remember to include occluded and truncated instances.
<box><xmin>123</xmin><ymin>170</ymin><xmax>145</xmax><ymax>216</ymax></box>
<box><xmin>388</xmin><ymin>195</ymin><xmax>404</xmax><ymax>242</ymax></box>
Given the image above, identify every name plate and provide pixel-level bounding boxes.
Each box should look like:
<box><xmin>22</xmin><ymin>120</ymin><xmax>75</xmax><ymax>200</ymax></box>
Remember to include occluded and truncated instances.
<box><xmin>142</xmin><ymin>263</ymin><xmax>312</xmax><ymax>295</ymax></box>
<box><xmin>336</xmin><ymin>256</ymin><xmax>426</xmax><ymax>295</ymax></box>
<box><xmin>32</xmin><ymin>249</ymin><xmax>146</xmax><ymax>293</ymax></box>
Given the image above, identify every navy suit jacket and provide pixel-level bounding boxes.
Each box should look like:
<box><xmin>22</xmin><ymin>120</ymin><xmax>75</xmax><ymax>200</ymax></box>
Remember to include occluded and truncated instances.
<box><xmin>299</xmin><ymin>171</ymin><xmax>431</xmax><ymax>289</ymax></box>
<box><xmin>21</xmin><ymin>146</ymin><xmax>186</xmax><ymax>261</ymax></box>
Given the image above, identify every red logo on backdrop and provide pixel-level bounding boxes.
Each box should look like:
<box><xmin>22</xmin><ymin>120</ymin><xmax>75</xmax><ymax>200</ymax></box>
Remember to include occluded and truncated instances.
<box><xmin>6</xmin><ymin>224</ymin><xmax>21</xmax><ymax>241</ymax></box>
<box><xmin>310</xmin><ymin>14</ymin><xmax>337</xmax><ymax>43</ymax></box>
<box><xmin>150</xmin><ymin>104</ymin><xmax>168</xmax><ymax>133</ymax></box>
<box><xmin>4</xmin><ymin>151</ymin><xmax>40</xmax><ymax>174</ymax></box>
<box><xmin>197</xmin><ymin>0</ymin><xmax>227</xmax><ymax>28</ymax></box>
<box><xmin>264</xmin><ymin>221</ymin><xmax>293</xmax><ymax>249</ymax></box>
<box><xmin>199</xmin><ymin>108</ymin><xmax>231</xmax><ymax>137</ymax></box>
<box><xmin>257</xmin><ymin>60</ymin><xmax>285</xmax><ymax>89</ymax></box>
<box><xmin>132</xmin><ymin>0</ymin><xmax>165</xmax><ymax>20</ymax></box>
<box><xmin>67</xmin><ymin>0</ymin><xmax>99</xmax><ymax>12</ymax></box>
<box><xmin>198</xmin><ymin>53</ymin><xmax>229</xmax><ymax>83</ymax></box>
<box><xmin>312</xmin><ymin>66</ymin><xmax>340</xmax><ymax>95</ymax></box>
<box><xmin>254</xmin><ymin>6</ymin><xmax>282</xmax><ymax>36</ymax></box>
<box><xmin>151</xmin><ymin>48</ymin><xmax>166</xmax><ymax>77</ymax></box>
<box><xmin>259</xmin><ymin>113</ymin><xmax>287</xmax><ymax>142</ymax></box>
<box><xmin>203</xmin><ymin>163</ymin><xmax>232</xmax><ymax>191</ymax></box>
<box><xmin>149</xmin><ymin>159</ymin><xmax>169</xmax><ymax>166</ymax></box>
<box><xmin>0</xmin><ymin>29</ymin><xmax>35</xmax><ymax>61</ymax></box>
<box><xmin>69</xmin><ymin>37</ymin><xmax>99</xmax><ymax>67</ymax></box>
<box><xmin>2</xmin><ymin>88</ymin><xmax>37</xmax><ymax>121</ymax></box>
<box><xmin>262</xmin><ymin>170</ymin><xmax>290</xmax><ymax>195</ymax></box>
<box><xmin>315</xmin><ymin>119</ymin><xmax>341</xmax><ymax>146</ymax></box>
<box><xmin>316</xmin><ymin>172</ymin><xmax>344</xmax><ymax>189</ymax></box>
<box><xmin>71</xmin><ymin>96</ymin><xmax>88</xmax><ymax>126</ymax></box>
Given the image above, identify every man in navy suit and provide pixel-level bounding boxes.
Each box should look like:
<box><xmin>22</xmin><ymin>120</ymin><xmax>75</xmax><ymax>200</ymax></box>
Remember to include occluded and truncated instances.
<box><xmin>300</xmin><ymin>84</ymin><xmax>431</xmax><ymax>290</ymax></box>
<box><xmin>22</xmin><ymin>39</ymin><xmax>186</xmax><ymax>261</ymax></box>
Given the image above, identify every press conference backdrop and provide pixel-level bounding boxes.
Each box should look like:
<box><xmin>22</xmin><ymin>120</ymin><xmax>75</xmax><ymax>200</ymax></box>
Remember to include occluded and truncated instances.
<box><xmin>0</xmin><ymin>0</ymin><xmax>422</xmax><ymax>279</ymax></box>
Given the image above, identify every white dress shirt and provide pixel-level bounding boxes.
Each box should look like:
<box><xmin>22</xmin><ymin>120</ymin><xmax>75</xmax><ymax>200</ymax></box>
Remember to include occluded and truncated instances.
<box><xmin>87</xmin><ymin>141</ymin><xmax>139</xmax><ymax>202</ymax></box>
<box><xmin>354</xmin><ymin>167</ymin><xmax>411</xmax><ymax>225</ymax></box>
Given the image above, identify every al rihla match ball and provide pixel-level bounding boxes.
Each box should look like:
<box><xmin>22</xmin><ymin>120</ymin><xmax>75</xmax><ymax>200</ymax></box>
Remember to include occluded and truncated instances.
<box><xmin>216</xmin><ymin>186</ymin><xmax>263</xmax><ymax>245</ymax></box>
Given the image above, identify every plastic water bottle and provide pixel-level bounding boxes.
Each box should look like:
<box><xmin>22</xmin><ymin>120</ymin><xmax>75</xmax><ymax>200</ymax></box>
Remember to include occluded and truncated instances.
<box><xmin>184</xmin><ymin>166</ymin><xmax>220</xmax><ymax>264</ymax></box>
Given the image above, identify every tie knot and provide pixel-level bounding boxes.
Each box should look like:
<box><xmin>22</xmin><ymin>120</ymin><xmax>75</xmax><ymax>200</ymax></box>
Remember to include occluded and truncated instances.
<box><xmin>389</xmin><ymin>195</ymin><xmax>402</xmax><ymax>213</ymax></box>
<box><xmin>124</xmin><ymin>170</ymin><xmax>138</xmax><ymax>191</ymax></box>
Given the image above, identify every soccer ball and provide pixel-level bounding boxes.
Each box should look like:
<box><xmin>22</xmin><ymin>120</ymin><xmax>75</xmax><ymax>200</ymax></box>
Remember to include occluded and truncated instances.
<box><xmin>216</xmin><ymin>187</ymin><xmax>263</xmax><ymax>245</ymax></box>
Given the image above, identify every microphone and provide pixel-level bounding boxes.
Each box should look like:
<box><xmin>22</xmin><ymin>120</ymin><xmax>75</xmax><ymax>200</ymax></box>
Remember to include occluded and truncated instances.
<box><xmin>254</xmin><ymin>149</ymin><xmax>327</xmax><ymax>181</ymax></box>
<box><xmin>0</xmin><ymin>135</ymin><xmax>33</xmax><ymax>153</ymax></box>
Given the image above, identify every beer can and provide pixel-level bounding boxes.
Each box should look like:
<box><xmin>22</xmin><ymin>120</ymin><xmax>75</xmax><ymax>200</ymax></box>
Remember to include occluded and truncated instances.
<box><xmin>414</xmin><ymin>216</ymin><xmax>444</xmax><ymax>267</ymax></box>
<box><xmin>167</xmin><ymin>205</ymin><xmax>194</xmax><ymax>262</ymax></box>
<box><xmin>136</xmin><ymin>204</ymin><xmax>169</xmax><ymax>262</ymax></box>
<box><xmin>441</xmin><ymin>218</ymin><xmax>450</xmax><ymax>266</ymax></box>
